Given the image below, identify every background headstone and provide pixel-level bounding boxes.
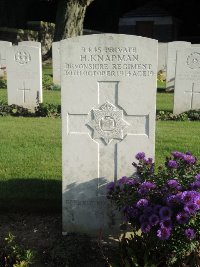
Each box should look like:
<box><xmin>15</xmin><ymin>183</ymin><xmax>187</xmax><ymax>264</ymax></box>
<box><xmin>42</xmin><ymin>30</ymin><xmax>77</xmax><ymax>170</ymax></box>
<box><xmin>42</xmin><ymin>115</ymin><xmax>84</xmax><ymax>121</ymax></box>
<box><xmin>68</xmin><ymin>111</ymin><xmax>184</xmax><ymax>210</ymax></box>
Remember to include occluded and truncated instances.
<box><xmin>158</xmin><ymin>42</ymin><xmax>167</xmax><ymax>72</ymax></box>
<box><xmin>7</xmin><ymin>45</ymin><xmax>42</xmax><ymax>110</ymax></box>
<box><xmin>0</xmin><ymin>41</ymin><xmax>12</xmax><ymax>77</ymax></box>
<box><xmin>52</xmin><ymin>41</ymin><xmax>60</xmax><ymax>85</ymax></box>
<box><xmin>166</xmin><ymin>41</ymin><xmax>191</xmax><ymax>91</ymax></box>
<box><xmin>61</xmin><ymin>34</ymin><xmax>158</xmax><ymax>235</ymax></box>
<box><xmin>173</xmin><ymin>48</ymin><xmax>200</xmax><ymax>114</ymax></box>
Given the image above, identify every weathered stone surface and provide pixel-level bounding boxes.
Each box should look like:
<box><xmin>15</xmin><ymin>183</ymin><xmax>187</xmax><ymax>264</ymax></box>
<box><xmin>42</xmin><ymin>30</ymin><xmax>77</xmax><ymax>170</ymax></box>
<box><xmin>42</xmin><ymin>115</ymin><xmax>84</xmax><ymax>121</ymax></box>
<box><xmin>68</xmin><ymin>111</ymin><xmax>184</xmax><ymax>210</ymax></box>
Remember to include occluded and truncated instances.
<box><xmin>174</xmin><ymin>48</ymin><xmax>200</xmax><ymax>114</ymax></box>
<box><xmin>52</xmin><ymin>41</ymin><xmax>60</xmax><ymax>85</ymax></box>
<box><xmin>158</xmin><ymin>42</ymin><xmax>167</xmax><ymax>72</ymax></box>
<box><xmin>61</xmin><ymin>34</ymin><xmax>158</xmax><ymax>235</ymax></box>
<box><xmin>166</xmin><ymin>41</ymin><xmax>191</xmax><ymax>91</ymax></box>
<box><xmin>7</xmin><ymin>45</ymin><xmax>42</xmax><ymax>110</ymax></box>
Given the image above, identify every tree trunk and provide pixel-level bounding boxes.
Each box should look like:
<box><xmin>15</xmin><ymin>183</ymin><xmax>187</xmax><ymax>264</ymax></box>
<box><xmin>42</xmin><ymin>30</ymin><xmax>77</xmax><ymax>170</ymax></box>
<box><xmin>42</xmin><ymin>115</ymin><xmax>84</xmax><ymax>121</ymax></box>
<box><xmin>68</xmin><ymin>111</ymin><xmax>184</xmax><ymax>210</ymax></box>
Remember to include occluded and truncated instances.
<box><xmin>54</xmin><ymin>0</ymin><xmax>94</xmax><ymax>42</ymax></box>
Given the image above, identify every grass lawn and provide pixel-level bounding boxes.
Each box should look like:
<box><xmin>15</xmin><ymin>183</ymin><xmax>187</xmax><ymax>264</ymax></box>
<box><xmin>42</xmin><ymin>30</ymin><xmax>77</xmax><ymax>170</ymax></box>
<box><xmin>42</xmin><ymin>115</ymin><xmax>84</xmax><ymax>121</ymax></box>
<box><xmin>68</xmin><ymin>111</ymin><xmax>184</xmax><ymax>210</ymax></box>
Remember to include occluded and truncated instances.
<box><xmin>0</xmin><ymin>90</ymin><xmax>174</xmax><ymax>112</ymax></box>
<box><xmin>0</xmin><ymin>117</ymin><xmax>61</xmax><ymax>211</ymax></box>
<box><xmin>0</xmin><ymin>116</ymin><xmax>199</xmax><ymax>211</ymax></box>
<box><xmin>156</xmin><ymin>121</ymin><xmax>200</xmax><ymax>166</ymax></box>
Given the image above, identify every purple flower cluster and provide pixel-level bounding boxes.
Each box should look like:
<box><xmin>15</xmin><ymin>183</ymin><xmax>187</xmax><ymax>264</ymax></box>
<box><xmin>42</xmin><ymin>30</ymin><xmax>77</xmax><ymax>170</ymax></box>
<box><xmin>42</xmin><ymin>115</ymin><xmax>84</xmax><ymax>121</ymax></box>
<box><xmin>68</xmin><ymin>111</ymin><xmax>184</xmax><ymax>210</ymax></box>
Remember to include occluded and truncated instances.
<box><xmin>168</xmin><ymin>160</ymin><xmax>178</xmax><ymax>169</ymax></box>
<box><xmin>170</xmin><ymin>151</ymin><xmax>197</xmax><ymax>166</ymax></box>
<box><xmin>107</xmin><ymin>151</ymin><xmax>200</xmax><ymax>244</ymax></box>
<box><xmin>135</xmin><ymin>152</ymin><xmax>145</xmax><ymax>160</ymax></box>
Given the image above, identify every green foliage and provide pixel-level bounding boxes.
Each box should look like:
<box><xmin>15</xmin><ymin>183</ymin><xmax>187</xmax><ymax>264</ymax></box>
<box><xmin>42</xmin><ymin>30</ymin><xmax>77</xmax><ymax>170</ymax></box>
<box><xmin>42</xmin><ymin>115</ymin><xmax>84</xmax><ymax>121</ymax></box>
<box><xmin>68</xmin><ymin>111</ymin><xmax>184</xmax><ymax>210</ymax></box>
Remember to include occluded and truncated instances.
<box><xmin>0</xmin><ymin>233</ymin><xmax>34</xmax><ymax>267</ymax></box>
<box><xmin>42</xmin><ymin>74</ymin><xmax>53</xmax><ymax>90</ymax></box>
<box><xmin>0</xmin><ymin>104</ymin><xmax>30</xmax><ymax>117</ymax></box>
<box><xmin>0</xmin><ymin>103</ymin><xmax>61</xmax><ymax>117</ymax></box>
<box><xmin>42</xmin><ymin>74</ymin><xmax>61</xmax><ymax>91</ymax></box>
<box><xmin>157</xmin><ymin>110</ymin><xmax>200</xmax><ymax>121</ymax></box>
<box><xmin>35</xmin><ymin>103</ymin><xmax>61</xmax><ymax>117</ymax></box>
<box><xmin>0</xmin><ymin>76</ymin><xmax>7</xmax><ymax>89</ymax></box>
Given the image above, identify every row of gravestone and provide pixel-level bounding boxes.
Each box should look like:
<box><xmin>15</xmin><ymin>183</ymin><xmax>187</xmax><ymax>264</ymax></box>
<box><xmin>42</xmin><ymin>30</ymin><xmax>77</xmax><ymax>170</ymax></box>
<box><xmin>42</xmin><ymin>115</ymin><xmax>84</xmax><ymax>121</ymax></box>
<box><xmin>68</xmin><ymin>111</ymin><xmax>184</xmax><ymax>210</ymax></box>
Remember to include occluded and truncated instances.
<box><xmin>53</xmin><ymin>40</ymin><xmax>200</xmax><ymax>115</ymax></box>
<box><xmin>0</xmin><ymin>35</ymin><xmax>199</xmax><ymax>236</ymax></box>
<box><xmin>0</xmin><ymin>41</ymin><xmax>42</xmax><ymax>111</ymax></box>
<box><xmin>159</xmin><ymin>42</ymin><xmax>200</xmax><ymax>114</ymax></box>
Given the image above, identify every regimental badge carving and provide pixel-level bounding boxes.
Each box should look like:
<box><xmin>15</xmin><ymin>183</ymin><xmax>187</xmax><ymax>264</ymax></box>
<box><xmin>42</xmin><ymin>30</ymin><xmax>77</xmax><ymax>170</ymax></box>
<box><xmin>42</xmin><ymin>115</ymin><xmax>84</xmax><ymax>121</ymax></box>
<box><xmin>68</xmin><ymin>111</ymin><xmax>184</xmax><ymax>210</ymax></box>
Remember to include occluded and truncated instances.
<box><xmin>87</xmin><ymin>102</ymin><xmax>129</xmax><ymax>144</ymax></box>
<box><xmin>15</xmin><ymin>50</ymin><xmax>31</xmax><ymax>65</ymax></box>
<box><xmin>187</xmin><ymin>52</ymin><xmax>200</xmax><ymax>69</ymax></box>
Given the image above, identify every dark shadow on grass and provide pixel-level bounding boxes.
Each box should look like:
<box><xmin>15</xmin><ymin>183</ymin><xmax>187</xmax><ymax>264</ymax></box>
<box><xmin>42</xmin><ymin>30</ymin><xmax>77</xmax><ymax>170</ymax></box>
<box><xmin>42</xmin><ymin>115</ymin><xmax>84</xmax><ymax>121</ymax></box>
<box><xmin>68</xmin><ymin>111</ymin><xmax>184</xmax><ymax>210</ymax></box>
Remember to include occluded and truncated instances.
<box><xmin>157</xmin><ymin>87</ymin><xmax>173</xmax><ymax>93</ymax></box>
<box><xmin>0</xmin><ymin>178</ymin><xmax>61</xmax><ymax>213</ymax></box>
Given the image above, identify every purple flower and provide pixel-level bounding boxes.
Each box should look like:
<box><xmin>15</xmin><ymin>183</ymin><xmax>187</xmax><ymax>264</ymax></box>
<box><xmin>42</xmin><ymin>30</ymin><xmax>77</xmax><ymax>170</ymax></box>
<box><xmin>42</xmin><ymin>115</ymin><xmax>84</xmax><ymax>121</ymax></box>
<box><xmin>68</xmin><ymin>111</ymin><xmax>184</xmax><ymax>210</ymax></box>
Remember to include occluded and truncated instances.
<box><xmin>160</xmin><ymin>219</ymin><xmax>172</xmax><ymax>229</ymax></box>
<box><xmin>106</xmin><ymin>181</ymin><xmax>115</xmax><ymax>191</ymax></box>
<box><xmin>181</xmin><ymin>191</ymin><xmax>196</xmax><ymax>204</ymax></box>
<box><xmin>195</xmin><ymin>174</ymin><xmax>200</xmax><ymax>182</ymax></box>
<box><xmin>167</xmin><ymin>179</ymin><xmax>180</xmax><ymax>189</ymax></box>
<box><xmin>117</xmin><ymin>176</ymin><xmax>129</xmax><ymax>185</ymax></box>
<box><xmin>185</xmin><ymin>229</ymin><xmax>196</xmax><ymax>240</ymax></box>
<box><xmin>136</xmin><ymin>198</ymin><xmax>149</xmax><ymax>208</ymax></box>
<box><xmin>135</xmin><ymin>152</ymin><xmax>145</xmax><ymax>160</ymax></box>
<box><xmin>166</xmin><ymin>194</ymin><xmax>181</xmax><ymax>206</ymax></box>
<box><xmin>141</xmin><ymin>222</ymin><xmax>151</xmax><ymax>233</ymax></box>
<box><xmin>167</xmin><ymin>160</ymin><xmax>178</xmax><ymax>169</ymax></box>
<box><xmin>183</xmin><ymin>154</ymin><xmax>196</xmax><ymax>165</ymax></box>
<box><xmin>157</xmin><ymin>227</ymin><xmax>171</xmax><ymax>240</ymax></box>
<box><xmin>184</xmin><ymin>203</ymin><xmax>198</xmax><ymax>215</ymax></box>
<box><xmin>176</xmin><ymin>212</ymin><xmax>189</xmax><ymax>224</ymax></box>
<box><xmin>139</xmin><ymin>182</ymin><xmax>156</xmax><ymax>193</ymax></box>
<box><xmin>194</xmin><ymin>195</ymin><xmax>200</xmax><ymax>207</ymax></box>
<box><xmin>144</xmin><ymin>158</ymin><xmax>153</xmax><ymax>164</ymax></box>
<box><xmin>190</xmin><ymin>181</ymin><xmax>200</xmax><ymax>190</ymax></box>
<box><xmin>186</xmin><ymin>151</ymin><xmax>192</xmax><ymax>155</ymax></box>
<box><xmin>125</xmin><ymin>178</ymin><xmax>138</xmax><ymax>186</ymax></box>
<box><xmin>149</xmin><ymin>214</ymin><xmax>159</xmax><ymax>226</ymax></box>
<box><xmin>159</xmin><ymin>206</ymin><xmax>172</xmax><ymax>220</ymax></box>
<box><xmin>171</xmin><ymin>151</ymin><xmax>184</xmax><ymax>159</ymax></box>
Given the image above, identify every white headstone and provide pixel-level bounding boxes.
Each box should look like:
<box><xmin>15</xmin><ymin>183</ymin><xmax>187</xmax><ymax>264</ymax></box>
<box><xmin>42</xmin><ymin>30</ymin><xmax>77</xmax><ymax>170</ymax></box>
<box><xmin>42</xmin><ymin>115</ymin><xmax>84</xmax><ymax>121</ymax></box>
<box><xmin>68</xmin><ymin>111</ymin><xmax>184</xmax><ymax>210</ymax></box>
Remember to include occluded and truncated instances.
<box><xmin>0</xmin><ymin>41</ymin><xmax>12</xmax><ymax>76</ymax></box>
<box><xmin>173</xmin><ymin>48</ymin><xmax>200</xmax><ymax>114</ymax></box>
<box><xmin>52</xmin><ymin>41</ymin><xmax>60</xmax><ymax>85</ymax></box>
<box><xmin>158</xmin><ymin>42</ymin><xmax>167</xmax><ymax>72</ymax></box>
<box><xmin>7</xmin><ymin>45</ymin><xmax>42</xmax><ymax>110</ymax></box>
<box><xmin>61</xmin><ymin>34</ymin><xmax>158</xmax><ymax>235</ymax></box>
<box><xmin>166</xmin><ymin>41</ymin><xmax>191</xmax><ymax>91</ymax></box>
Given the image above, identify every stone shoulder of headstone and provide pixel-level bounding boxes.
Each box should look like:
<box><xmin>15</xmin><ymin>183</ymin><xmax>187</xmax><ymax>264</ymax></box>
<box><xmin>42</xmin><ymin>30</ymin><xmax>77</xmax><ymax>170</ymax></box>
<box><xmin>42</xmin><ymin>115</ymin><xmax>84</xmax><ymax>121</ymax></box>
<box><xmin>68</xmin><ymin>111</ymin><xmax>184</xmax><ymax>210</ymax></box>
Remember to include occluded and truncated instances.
<box><xmin>18</xmin><ymin>41</ymin><xmax>41</xmax><ymax>49</ymax></box>
<box><xmin>173</xmin><ymin>47</ymin><xmax>200</xmax><ymax>114</ymax></box>
<box><xmin>61</xmin><ymin>34</ymin><xmax>158</xmax><ymax>236</ymax></box>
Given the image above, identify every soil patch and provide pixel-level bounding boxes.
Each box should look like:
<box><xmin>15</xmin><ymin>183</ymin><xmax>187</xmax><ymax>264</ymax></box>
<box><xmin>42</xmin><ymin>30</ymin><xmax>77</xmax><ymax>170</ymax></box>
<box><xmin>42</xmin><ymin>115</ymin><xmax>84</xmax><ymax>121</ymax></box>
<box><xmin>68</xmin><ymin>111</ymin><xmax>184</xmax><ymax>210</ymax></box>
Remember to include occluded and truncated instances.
<box><xmin>0</xmin><ymin>213</ymin><xmax>118</xmax><ymax>267</ymax></box>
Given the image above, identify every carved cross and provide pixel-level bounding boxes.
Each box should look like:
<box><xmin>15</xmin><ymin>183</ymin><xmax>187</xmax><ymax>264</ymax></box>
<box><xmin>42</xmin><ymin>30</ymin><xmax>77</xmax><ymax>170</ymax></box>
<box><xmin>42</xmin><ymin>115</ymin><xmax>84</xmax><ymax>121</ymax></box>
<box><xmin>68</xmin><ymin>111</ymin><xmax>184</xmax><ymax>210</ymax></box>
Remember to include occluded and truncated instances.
<box><xmin>66</xmin><ymin>81</ymin><xmax>149</xmax><ymax>194</ymax></box>
<box><xmin>185</xmin><ymin>82</ymin><xmax>200</xmax><ymax>109</ymax></box>
<box><xmin>18</xmin><ymin>81</ymin><xmax>30</xmax><ymax>103</ymax></box>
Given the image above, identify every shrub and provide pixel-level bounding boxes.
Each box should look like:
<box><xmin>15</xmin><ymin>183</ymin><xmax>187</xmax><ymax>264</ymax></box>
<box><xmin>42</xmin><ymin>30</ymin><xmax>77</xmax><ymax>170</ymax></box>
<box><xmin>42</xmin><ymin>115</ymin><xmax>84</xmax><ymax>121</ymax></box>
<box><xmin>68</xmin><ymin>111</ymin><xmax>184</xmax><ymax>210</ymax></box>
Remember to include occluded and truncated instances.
<box><xmin>35</xmin><ymin>103</ymin><xmax>61</xmax><ymax>117</ymax></box>
<box><xmin>156</xmin><ymin>110</ymin><xmax>200</xmax><ymax>121</ymax></box>
<box><xmin>107</xmin><ymin>151</ymin><xmax>200</xmax><ymax>266</ymax></box>
<box><xmin>0</xmin><ymin>233</ymin><xmax>34</xmax><ymax>267</ymax></box>
<box><xmin>42</xmin><ymin>74</ymin><xmax>53</xmax><ymax>90</ymax></box>
<box><xmin>0</xmin><ymin>76</ymin><xmax>7</xmax><ymax>89</ymax></box>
